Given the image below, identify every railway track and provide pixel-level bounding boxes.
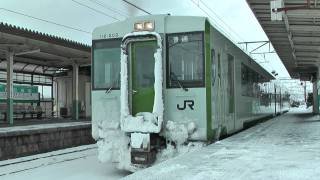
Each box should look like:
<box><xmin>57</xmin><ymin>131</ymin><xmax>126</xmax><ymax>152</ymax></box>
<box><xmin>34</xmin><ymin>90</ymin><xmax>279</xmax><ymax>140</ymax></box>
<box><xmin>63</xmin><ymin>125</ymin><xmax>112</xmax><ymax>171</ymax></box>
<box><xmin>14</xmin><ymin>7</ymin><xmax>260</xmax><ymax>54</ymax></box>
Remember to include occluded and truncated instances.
<box><xmin>0</xmin><ymin>145</ymin><xmax>97</xmax><ymax>176</ymax></box>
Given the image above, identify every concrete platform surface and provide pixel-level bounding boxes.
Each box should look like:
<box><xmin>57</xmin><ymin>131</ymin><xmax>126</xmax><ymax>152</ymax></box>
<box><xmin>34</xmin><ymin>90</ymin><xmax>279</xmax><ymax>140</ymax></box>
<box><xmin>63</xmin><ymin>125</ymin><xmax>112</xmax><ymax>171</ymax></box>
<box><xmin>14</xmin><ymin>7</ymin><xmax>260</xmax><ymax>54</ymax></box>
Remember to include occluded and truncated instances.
<box><xmin>126</xmin><ymin>107</ymin><xmax>320</xmax><ymax>180</ymax></box>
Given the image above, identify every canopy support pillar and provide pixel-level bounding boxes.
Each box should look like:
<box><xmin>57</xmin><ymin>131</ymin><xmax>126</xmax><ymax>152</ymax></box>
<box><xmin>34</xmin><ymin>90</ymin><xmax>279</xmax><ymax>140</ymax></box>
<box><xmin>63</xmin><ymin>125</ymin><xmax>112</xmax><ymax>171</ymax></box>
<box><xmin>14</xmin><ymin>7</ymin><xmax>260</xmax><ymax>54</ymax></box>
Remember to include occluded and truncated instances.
<box><xmin>72</xmin><ymin>63</ymin><xmax>79</xmax><ymax>120</ymax></box>
<box><xmin>6</xmin><ymin>49</ymin><xmax>14</xmax><ymax>125</ymax></box>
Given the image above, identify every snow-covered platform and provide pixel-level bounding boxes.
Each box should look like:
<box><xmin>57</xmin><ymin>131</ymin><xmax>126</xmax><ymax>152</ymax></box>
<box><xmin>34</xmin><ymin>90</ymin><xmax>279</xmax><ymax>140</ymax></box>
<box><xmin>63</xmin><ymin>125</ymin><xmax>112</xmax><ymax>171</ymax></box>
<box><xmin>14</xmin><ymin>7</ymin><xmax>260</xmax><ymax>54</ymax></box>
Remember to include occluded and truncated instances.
<box><xmin>0</xmin><ymin>121</ymin><xmax>94</xmax><ymax>160</ymax></box>
<box><xmin>0</xmin><ymin>144</ymin><xmax>129</xmax><ymax>180</ymax></box>
<box><xmin>0</xmin><ymin>121</ymin><xmax>91</xmax><ymax>134</ymax></box>
<box><xmin>126</xmin><ymin>107</ymin><xmax>320</xmax><ymax>180</ymax></box>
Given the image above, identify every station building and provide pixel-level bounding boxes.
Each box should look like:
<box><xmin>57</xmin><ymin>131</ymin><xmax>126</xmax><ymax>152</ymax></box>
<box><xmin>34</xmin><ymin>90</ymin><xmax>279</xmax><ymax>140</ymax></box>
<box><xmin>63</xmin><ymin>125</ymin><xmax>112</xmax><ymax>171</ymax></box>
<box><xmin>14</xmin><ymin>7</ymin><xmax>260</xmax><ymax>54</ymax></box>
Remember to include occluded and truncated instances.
<box><xmin>0</xmin><ymin>22</ymin><xmax>91</xmax><ymax>124</ymax></box>
<box><xmin>0</xmin><ymin>23</ymin><xmax>93</xmax><ymax>160</ymax></box>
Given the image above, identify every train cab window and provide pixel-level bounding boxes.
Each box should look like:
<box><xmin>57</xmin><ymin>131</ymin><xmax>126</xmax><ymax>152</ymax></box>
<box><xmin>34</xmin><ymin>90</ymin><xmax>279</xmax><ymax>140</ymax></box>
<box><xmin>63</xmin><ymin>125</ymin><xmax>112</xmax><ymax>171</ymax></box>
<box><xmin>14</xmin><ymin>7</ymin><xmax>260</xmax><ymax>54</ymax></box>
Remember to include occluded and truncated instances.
<box><xmin>167</xmin><ymin>32</ymin><xmax>204</xmax><ymax>88</ymax></box>
<box><xmin>92</xmin><ymin>39</ymin><xmax>121</xmax><ymax>90</ymax></box>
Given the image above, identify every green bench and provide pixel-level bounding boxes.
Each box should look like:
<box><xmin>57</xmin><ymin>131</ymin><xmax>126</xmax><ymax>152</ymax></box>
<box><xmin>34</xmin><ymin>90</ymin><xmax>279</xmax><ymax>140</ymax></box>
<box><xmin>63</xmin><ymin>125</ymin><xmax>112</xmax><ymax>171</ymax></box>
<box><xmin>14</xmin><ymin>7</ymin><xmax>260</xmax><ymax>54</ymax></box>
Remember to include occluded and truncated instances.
<box><xmin>0</xmin><ymin>104</ymin><xmax>43</xmax><ymax>121</ymax></box>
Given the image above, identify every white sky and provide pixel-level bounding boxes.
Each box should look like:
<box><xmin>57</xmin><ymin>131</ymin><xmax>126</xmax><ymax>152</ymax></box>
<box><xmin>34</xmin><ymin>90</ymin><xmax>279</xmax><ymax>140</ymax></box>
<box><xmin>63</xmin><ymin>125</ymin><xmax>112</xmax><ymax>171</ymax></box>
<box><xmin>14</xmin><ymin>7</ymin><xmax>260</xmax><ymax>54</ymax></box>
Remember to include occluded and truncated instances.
<box><xmin>0</xmin><ymin>0</ymin><xmax>312</xmax><ymax>99</ymax></box>
<box><xmin>0</xmin><ymin>0</ymin><xmax>311</xmax><ymax>99</ymax></box>
<box><xmin>0</xmin><ymin>0</ymin><xmax>292</xmax><ymax>78</ymax></box>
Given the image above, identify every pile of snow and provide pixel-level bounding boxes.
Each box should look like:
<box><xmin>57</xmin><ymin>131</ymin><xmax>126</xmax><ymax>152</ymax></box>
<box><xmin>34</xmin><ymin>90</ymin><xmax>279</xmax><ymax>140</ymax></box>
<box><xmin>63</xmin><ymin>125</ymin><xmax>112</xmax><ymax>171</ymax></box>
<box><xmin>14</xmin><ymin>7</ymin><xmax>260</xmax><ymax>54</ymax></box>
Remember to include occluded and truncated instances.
<box><xmin>164</xmin><ymin>121</ymin><xmax>196</xmax><ymax>145</ymax></box>
<box><xmin>92</xmin><ymin>98</ymin><xmax>120</xmax><ymax>140</ymax></box>
<box><xmin>97</xmin><ymin>130</ymin><xmax>133</xmax><ymax>170</ymax></box>
<box><xmin>156</xmin><ymin>120</ymin><xmax>203</xmax><ymax>163</ymax></box>
<box><xmin>96</xmin><ymin>122</ymin><xmax>132</xmax><ymax>170</ymax></box>
<box><xmin>131</xmin><ymin>132</ymin><xmax>150</xmax><ymax>149</ymax></box>
<box><xmin>120</xmin><ymin>48</ymin><xmax>129</xmax><ymax>128</ymax></box>
<box><xmin>97</xmin><ymin>128</ymin><xmax>121</xmax><ymax>162</ymax></box>
<box><xmin>152</xmin><ymin>47</ymin><xmax>164</xmax><ymax>121</ymax></box>
<box><xmin>121</xmin><ymin>112</ymin><xmax>161</xmax><ymax>133</ymax></box>
<box><xmin>156</xmin><ymin>142</ymin><xmax>205</xmax><ymax>163</ymax></box>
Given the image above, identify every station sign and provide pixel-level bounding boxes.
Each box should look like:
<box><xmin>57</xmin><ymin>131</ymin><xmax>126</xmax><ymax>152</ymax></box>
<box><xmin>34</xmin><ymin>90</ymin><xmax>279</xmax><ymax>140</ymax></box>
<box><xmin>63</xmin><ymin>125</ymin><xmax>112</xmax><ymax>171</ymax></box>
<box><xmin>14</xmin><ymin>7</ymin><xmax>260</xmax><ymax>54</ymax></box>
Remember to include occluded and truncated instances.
<box><xmin>270</xmin><ymin>0</ymin><xmax>283</xmax><ymax>21</ymax></box>
<box><xmin>0</xmin><ymin>84</ymin><xmax>39</xmax><ymax>101</ymax></box>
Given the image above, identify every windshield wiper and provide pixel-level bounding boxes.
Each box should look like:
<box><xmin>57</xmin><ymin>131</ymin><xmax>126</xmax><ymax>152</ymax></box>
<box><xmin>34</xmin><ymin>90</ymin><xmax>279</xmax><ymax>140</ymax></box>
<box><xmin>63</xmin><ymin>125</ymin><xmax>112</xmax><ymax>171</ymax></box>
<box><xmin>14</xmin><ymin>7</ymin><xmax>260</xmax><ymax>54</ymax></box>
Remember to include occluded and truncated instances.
<box><xmin>176</xmin><ymin>79</ymin><xmax>188</xmax><ymax>92</ymax></box>
<box><xmin>170</xmin><ymin>73</ymin><xmax>188</xmax><ymax>92</ymax></box>
<box><xmin>106</xmin><ymin>80</ymin><xmax>116</xmax><ymax>94</ymax></box>
<box><xmin>106</xmin><ymin>86</ymin><xmax>113</xmax><ymax>94</ymax></box>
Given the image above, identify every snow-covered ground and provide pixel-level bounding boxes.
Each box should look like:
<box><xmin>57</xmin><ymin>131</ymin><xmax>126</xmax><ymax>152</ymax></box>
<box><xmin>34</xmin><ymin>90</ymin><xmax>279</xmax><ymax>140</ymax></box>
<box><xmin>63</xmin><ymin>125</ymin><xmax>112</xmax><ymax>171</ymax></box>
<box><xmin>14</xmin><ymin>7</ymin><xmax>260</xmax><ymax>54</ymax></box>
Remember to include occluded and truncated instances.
<box><xmin>290</xmin><ymin>104</ymin><xmax>312</xmax><ymax>113</ymax></box>
<box><xmin>0</xmin><ymin>144</ymin><xmax>129</xmax><ymax>180</ymax></box>
<box><xmin>126</xmin><ymin>106</ymin><xmax>320</xmax><ymax>179</ymax></box>
<box><xmin>2</xmin><ymin>106</ymin><xmax>319</xmax><ymax>180</ymax></box>
<box><xmin>0</xmin><ymin>122</ymin><xmax>91</xmax><ymax>133</ymax></box>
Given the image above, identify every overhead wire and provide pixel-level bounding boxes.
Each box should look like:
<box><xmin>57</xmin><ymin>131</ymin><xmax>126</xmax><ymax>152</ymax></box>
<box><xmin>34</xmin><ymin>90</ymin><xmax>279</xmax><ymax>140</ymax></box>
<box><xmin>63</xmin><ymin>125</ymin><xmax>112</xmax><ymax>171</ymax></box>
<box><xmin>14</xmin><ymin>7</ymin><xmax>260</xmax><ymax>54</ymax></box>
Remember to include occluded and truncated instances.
<box><xmin>71</xmin><ymin>0</ymin><xmax>120</xmax><ymax>21</ymax></box>
<box><xmin>88</xmin><ymin>0</ymin><xmax>130</xmax><ymax>17</ymax></box>
<box><xmin>0</xmin><ymin>8</ymin><xmax>90</xmax><ymax>34</ymax></box>
<box><xmin>189</xmin><ymin>0</ymin><xmax>239</xmax><ymax>43</ymax></box>
<box><xmin>190</xmin><ymin>0</ymin><xmax>278</xmax><ymax>75</ymax></box>
<box><xmin>198</xmin><ymin>0</ymin><xmax>246</xmax><ymax>42</ymax></box>
<box><xmin>122</xmin><ymin>0</ymin><xmax>152</xmax><ymax>15</ymax></box>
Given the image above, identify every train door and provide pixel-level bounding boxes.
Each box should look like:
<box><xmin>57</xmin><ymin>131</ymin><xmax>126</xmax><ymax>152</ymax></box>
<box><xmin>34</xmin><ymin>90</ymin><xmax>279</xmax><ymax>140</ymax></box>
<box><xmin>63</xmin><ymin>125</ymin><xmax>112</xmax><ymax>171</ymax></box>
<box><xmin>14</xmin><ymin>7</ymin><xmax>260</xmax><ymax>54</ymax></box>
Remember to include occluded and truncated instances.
<box><xmin>130</xmin><ymin>41</ymin><xmax>157</xmax><ymax>115</ymax></box>
<box><xmin>227</xmin><ymin>54</ymin><xmax>235</xmax><ymax>131</ymax></box>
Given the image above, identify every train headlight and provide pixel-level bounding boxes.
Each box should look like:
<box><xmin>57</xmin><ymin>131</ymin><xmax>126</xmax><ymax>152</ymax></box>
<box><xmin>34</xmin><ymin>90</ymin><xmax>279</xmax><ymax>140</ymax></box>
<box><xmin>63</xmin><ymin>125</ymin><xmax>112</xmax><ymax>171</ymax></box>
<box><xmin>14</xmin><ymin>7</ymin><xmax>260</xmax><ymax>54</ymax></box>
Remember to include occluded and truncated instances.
<box><xmin>144</xmin><ymin>21</ymin><xmax>154</xmax><ymax>31</ymax></box>
<box><xmin>134</xmin><ymin>22</ymin><xmax>144</xmax><ymax>31</ymax></box>
<box><xmin>134</xmin><ymin>21</ymin><xmax>155</xmax><ymax>31</ymax></box>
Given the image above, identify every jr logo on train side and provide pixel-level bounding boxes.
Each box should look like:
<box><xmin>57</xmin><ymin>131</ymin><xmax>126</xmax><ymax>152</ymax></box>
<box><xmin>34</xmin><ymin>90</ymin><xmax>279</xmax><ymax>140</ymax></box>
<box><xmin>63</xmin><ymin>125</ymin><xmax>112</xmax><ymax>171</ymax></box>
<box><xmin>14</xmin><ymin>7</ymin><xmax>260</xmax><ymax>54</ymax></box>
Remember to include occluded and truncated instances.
<box><xmin>177</xmin><ymin>100</ymin><xmax>195</xmax><ymax>110</ymax></box>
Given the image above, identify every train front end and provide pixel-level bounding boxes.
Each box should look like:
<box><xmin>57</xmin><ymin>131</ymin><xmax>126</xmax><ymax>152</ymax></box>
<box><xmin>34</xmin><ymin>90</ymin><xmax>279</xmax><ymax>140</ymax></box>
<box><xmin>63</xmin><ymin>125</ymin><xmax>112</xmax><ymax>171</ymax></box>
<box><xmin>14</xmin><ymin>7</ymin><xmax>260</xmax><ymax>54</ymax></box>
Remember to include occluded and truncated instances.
<box><xmin>119</xmin><ymin>26</ymin><xmax>164</xmax><ymax>167</ymax></box>
<box><xmin>92</xmin><ymin>15</ymin><xmax>209</xmax><ymax>171</ymax></box>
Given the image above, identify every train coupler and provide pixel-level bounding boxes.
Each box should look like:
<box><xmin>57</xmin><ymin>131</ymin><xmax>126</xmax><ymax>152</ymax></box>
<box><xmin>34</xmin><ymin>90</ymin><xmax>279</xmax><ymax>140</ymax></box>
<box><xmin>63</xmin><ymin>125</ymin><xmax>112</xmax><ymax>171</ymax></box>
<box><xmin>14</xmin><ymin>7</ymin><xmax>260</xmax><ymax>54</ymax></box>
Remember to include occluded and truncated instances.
<box><xmin>130</xmin><ymin>132</ymin><xmax>156</xmax><ymax>165</ymax></box>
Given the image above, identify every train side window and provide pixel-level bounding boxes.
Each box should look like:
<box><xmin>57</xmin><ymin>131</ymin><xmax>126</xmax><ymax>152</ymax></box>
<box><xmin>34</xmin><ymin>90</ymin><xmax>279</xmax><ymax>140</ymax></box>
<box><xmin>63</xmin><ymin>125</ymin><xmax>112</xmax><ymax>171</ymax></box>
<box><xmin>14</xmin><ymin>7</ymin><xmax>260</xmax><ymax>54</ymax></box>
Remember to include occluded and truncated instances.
<box><xmin>167</xmin><ymin>32</ymin><xmax>204</xmax><ymax>88</ymax></box>
<box><xmin>92</xmin><ymin>39</ymin><xmax>121</xmax><ymax>90</ymax></box>
<box><xmin>227</xmin><ymin>54</ymin><xmax>235</xmax><ymax>113</ymax></box>
<box><xmin>241</xmin><ymin>63</ymin><xmax>262</xmax><ymax>97</ymax></box>
<box><xmin>211</xmin><ymin>49</ymin><xmax>216</xmax><ymax>86</ymax></box>
<box><xmin>217</xmin><ymin>53</ymin><xmax>221</xmax><ymax>78</ymax></box>
<box><xmin>241</xmin><ymin>63</ymin><xmax>251</xmax><ymax>96</ymax></box>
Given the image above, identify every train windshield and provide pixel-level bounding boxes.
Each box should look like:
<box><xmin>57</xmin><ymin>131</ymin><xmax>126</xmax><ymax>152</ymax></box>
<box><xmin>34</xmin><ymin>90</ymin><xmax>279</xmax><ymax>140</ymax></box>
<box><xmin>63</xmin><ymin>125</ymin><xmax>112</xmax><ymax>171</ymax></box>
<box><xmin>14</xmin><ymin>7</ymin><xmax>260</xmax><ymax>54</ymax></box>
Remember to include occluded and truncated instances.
<box><xmin>92</xmin><ymin>39</ymin><xmax>121</xmax><ymax>90</ymax></box>
<box><xmin>167</xmin><ymin>32</ymin><xmax>204</xmax><ymax>88</ymax></box>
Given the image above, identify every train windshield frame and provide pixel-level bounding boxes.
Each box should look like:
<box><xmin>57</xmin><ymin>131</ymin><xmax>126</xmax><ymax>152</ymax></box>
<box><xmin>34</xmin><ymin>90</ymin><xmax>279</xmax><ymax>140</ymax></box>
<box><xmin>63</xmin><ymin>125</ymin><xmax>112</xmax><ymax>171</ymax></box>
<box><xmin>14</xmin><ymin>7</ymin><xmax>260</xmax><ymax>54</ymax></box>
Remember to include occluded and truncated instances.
<box><xmin>166</xmin><ymin>32</ymin><xmax>205</xmax><ymax>88</ymax></box>
<box><xmin>92</xmin><ymin>39</ymin><xmax>121</xmax><ymax>90</ymax></box>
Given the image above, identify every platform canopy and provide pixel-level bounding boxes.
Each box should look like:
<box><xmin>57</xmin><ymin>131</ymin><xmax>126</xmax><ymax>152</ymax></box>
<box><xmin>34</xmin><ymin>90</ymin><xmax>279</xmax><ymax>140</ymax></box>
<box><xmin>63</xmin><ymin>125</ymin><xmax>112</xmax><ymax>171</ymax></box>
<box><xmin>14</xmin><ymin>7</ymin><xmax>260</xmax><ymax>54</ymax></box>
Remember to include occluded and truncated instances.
<box><xmin>0</xmin><ymin>22</ymin><xmax>91</xmax><ymax>76</ymax></box>
<box><xmin>247</xmin><ymin>0</ymin><xmax>320</xmax><ymax>81</ymax></box>
<box><xmin>0</xmin><ymin>22</ymin><xmax>91</xmax><ymax>124</ymax></box>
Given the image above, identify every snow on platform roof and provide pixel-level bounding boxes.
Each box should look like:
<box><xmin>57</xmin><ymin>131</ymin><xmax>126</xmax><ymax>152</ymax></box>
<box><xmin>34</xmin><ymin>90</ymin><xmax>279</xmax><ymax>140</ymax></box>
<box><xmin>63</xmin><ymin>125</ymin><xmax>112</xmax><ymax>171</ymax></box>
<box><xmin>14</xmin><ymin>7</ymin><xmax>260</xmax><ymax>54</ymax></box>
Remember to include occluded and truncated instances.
<box><xmin>0</xmin><ymin>22</ymin><xmax>91</xmax><ymax>76</ymax></box>
<box><xmin>247</xmin><ymin>0</ymin><xmax>320</xmax><ymax>81</ymax></box>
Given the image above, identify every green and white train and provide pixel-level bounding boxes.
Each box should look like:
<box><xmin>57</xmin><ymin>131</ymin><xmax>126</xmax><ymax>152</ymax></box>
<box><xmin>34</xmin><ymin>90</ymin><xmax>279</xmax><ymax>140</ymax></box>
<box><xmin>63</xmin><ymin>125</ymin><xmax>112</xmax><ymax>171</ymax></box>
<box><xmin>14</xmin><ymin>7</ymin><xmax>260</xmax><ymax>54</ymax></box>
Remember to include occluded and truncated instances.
<box><xmin>91</xmin><ymin>15</ymin><xmax>289</xmax><ymax>171</ymax></box>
